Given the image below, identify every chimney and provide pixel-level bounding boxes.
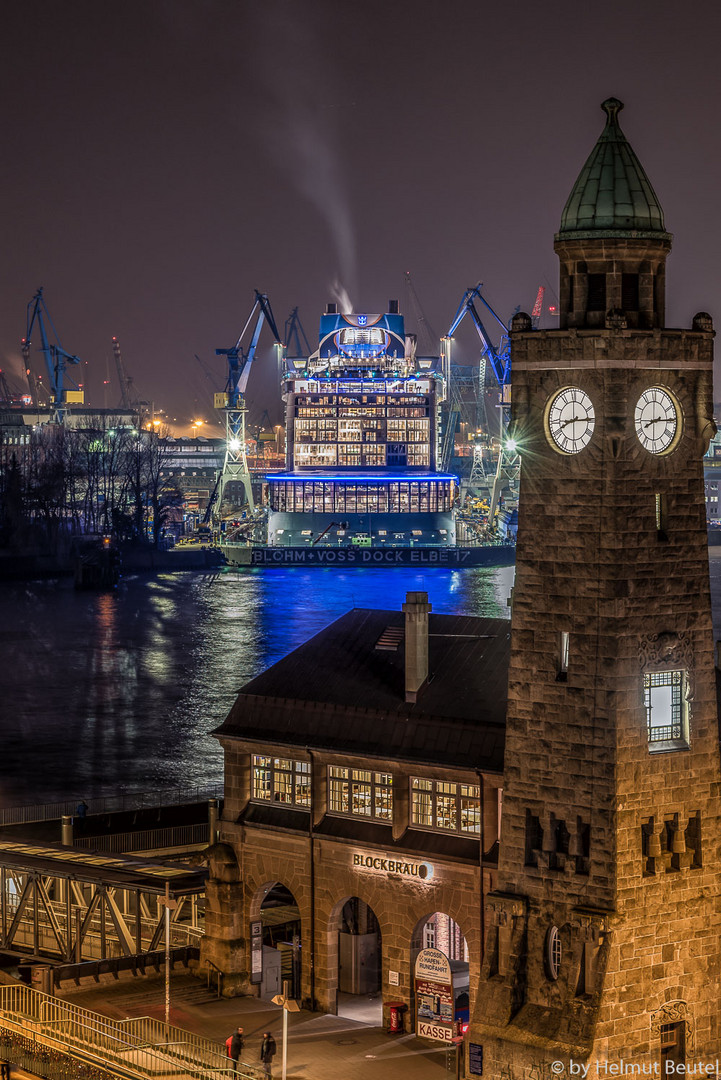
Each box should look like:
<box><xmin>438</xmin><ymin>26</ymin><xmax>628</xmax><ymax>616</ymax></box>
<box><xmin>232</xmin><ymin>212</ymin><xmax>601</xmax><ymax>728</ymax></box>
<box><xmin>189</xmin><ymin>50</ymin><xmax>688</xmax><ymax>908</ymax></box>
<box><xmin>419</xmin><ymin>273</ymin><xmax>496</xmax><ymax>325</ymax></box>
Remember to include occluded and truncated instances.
<box><xmin>326</xmin><ymin>302</ymin><xmax>337</xmax><ymax>314</ymax></box>
<box><xmin>388</xmin><ymin>299</ymin><xmax>399</xmax><ymax>314</ymax></box>
<box><xmin>403</xmin><ymin>591</ymin><xmax>432</xmax><ymax>702</ymax></box>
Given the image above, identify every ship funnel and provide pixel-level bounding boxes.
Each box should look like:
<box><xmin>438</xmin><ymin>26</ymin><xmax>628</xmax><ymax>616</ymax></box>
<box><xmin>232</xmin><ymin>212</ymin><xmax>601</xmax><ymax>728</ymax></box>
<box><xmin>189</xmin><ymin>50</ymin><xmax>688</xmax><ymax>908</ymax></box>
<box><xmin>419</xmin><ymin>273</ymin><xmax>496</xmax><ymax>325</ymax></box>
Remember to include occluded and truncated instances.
<box><xmin>388</xmin><ymin>299</ymin><xmax>399</xmax><ymax>314</ymax></box>
<box><xmin>403</xmin><ymin>591</ymin><xmax>432</xmax><ymax>703</ymax></box>
<box><xmin>326</xmin><ymin>302</ymin><xmax>337</xmax><ymax>314</ymax></box>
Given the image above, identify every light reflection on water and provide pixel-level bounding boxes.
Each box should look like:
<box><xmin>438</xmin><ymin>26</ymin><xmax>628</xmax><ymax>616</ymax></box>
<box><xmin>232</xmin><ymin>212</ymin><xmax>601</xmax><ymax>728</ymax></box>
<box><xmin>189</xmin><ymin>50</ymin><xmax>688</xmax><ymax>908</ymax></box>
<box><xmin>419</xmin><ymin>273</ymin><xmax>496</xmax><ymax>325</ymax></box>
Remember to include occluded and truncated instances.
<box><xmin>0</xmin><ymin>565</ymin><xmax>514</xmax><ymax>806</ymax></box>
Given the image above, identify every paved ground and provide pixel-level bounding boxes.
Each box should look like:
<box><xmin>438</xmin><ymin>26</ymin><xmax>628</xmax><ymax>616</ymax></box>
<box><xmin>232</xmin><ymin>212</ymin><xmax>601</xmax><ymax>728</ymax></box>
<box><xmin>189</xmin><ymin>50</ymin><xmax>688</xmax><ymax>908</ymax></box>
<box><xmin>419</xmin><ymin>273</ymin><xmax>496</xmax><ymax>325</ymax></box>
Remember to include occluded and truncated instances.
<box><xmin>55</xmin><ymin>971</ymin><xmax>456</xmax><ymax>1080</ymax></box>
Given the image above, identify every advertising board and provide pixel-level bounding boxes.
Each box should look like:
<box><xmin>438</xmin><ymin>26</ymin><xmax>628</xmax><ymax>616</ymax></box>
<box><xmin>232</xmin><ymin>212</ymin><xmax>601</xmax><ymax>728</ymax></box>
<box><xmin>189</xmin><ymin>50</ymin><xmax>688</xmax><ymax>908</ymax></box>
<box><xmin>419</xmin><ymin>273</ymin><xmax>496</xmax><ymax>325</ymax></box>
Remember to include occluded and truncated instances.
<box><xmin>414</xmin><ymin>948</ymin><xmax>455</xmax><ymax>1043</ymax></box>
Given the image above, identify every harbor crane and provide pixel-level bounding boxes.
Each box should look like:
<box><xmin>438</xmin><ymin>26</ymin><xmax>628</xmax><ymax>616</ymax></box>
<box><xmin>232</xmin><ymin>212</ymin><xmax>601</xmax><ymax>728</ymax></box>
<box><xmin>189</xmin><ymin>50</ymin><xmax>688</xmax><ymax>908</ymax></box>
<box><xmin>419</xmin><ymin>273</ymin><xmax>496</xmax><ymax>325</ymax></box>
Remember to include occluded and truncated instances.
<box><xmin>212</xmin><ymin>291</ymin><xmax>282</xmax><ymax>521</ymax></box>
<box><xmin>530</xmin><ymin>285</ymin><xmax>545</xmax><ymax>329</ymax></box>
<box><xmin>444</xmin><ymin>284</ymin><xmax>517</xmax><ymax>524</ymax></box>
<box><xmin>22</xmin><ymin>289</ymin><xmax>84</xmax><ymax>423</ymax></box>
<box><xmin>112</xmin><ymin>337</ymin><xmax>134</xmax><ymax>411</ymax></box>
<box><xmin>284</xmin><ymin>308</ymin><xmax>311</xmax><ymax>360</ymax></box>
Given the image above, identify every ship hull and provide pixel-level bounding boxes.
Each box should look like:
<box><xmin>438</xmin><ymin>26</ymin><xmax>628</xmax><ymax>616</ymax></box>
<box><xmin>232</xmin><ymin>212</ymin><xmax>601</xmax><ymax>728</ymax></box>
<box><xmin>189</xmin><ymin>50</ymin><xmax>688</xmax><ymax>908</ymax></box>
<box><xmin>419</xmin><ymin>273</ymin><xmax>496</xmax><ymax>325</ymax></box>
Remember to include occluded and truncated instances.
<box><xmin>221</xmin><ymin>543</ymin><xmax>515</xmax><ymax>568</ymax></box>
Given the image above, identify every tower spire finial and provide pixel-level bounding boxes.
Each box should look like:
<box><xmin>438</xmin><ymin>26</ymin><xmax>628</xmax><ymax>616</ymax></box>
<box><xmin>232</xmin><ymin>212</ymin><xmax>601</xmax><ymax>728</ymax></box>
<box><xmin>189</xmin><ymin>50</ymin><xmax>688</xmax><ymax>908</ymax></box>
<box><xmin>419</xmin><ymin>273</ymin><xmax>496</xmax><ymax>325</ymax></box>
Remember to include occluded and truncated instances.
<box><xmin>602</xmin><ymin>97</ymin><xmax>623</xmax><ymax>124</ymax></box>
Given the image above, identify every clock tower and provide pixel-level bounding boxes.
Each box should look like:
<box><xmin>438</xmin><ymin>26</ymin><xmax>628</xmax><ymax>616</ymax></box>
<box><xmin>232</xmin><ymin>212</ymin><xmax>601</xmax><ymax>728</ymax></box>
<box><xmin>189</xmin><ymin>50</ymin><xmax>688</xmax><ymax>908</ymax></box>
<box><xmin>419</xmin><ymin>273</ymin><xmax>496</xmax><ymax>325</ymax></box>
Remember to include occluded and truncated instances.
<box><xmin>474</xmin><ymin>100</ymin><xmax>721</xmax><ymax>1073</ymax></box>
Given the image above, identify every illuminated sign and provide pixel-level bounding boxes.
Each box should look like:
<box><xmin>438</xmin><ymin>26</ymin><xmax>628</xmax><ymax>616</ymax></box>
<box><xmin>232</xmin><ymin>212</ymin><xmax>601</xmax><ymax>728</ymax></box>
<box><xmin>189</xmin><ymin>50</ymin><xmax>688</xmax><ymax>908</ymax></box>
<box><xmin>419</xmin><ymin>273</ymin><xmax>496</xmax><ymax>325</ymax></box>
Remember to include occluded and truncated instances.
<box><xmin>250</xmin><ymin>919</ymin><xmax>263</xmax><ymax>984</ymax></box>
<box><xmin>352</xmin><ymin>852</ymin><xmax>433</xmax><ymax>880</ymax></box>
<box><xmin>251</xmin><ymin>549</ymin><xmax>480</xmax><ymax>567</ymax></box>
<box><xmin>415</xmin><ymin>948</ymin><xmax>451</xmax><ymax>982</ymax></box>
<box><xmin>415</xmin><ymin>949</ymin><xmax>455</xmax><ymax>1043</ymax></box>
<box><xmin>417</xmin><ymin>1019</ymin><xmax>455</xmax><ymax>1043</ymax></box>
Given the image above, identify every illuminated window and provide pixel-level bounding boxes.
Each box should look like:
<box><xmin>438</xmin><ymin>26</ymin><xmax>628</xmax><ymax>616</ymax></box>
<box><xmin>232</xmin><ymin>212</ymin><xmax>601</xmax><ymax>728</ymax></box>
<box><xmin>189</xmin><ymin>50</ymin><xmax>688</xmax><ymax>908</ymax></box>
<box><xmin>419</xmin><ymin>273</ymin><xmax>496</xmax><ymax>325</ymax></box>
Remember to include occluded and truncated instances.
<box><xmin>328</xmin><ymin>766</ymin><xmax>393</xmax><ymax>821</ymax></box>
<box><xmin>644</xmin><ymin>670</ymin><xmax>689</xmax><ymax>750</ymax></box>
<box><xmin>252</xmin><ymin>756</ymin><xmax>311</xmax><ymax>808</ymax></box>
<box><xmin>411</xmin><ymin>778</ymin><xmax>480</xmax><ymax>835</ymax></box>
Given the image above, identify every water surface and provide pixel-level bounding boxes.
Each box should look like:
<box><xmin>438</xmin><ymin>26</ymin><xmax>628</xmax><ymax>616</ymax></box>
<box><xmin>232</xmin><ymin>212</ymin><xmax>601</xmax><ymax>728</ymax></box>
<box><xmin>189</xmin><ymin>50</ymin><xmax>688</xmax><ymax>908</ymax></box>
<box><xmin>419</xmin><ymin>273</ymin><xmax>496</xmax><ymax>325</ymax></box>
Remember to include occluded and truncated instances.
<box><xmin>1</xmin><ymin>565</ymin><xmax>514</xmax><ymax>805</ymax></box>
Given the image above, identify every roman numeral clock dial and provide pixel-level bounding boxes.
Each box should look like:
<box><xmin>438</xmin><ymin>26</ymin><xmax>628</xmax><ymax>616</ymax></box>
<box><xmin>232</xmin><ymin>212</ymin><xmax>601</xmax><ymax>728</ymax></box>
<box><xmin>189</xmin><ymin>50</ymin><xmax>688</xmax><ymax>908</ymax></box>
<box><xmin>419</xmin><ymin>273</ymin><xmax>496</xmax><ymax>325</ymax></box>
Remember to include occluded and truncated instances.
<box><xmin>634</xmin><ymin>387</ymin><xmax>681</xmax><ymax>454</ymax></box>
<box><xmin>546</xmin><ymin>387</ymin><xmax>595</xmax><ymax>454</ymax></box>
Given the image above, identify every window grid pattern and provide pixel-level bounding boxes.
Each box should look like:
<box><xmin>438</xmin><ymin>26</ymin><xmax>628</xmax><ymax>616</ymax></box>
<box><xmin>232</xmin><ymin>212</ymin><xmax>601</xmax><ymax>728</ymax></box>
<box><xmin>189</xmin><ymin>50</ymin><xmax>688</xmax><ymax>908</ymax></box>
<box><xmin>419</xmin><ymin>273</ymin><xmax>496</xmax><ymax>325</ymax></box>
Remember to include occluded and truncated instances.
<box><xmin>328</xmin><ymin>766</ymin><xmax>393</xmax><ymax>821</ymax></box>
<box><xmin>411</xmin><ymin>778</ymin><xmax>481</xmax><ymax>835</ymax></box>
<box><xmin>644</xmin><ymin>670</ymin><xmax>684</xmax><ymax>743</ymax></box>
<box><xmin>270</xmin><ymin>479</ymin><xmax>454</xmax><ymax>514</ymax></box>
<box><xmin>252</xmin><ymin>756</ymin><xmax>311</xmax><ymax>807</ymax></box>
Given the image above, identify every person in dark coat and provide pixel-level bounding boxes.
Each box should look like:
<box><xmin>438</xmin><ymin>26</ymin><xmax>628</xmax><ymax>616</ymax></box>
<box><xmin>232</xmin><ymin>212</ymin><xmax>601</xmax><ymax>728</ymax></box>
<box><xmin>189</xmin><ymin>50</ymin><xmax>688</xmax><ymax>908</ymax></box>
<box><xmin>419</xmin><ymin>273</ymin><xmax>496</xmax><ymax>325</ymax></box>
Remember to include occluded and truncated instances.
<box><xmin>260</xmin><ymin>1032</ymin><xmax>277</xmax><ymax>1078</ymax></box>
<box><xmin>228</xmin><ymin>1026</ymin><xmax>244</xmax><ymax>1068</ymax></box>
<box><xmin>75</xmin><ymin>801</ymin><xmax>89</xmax><ymax>832</ymax></box>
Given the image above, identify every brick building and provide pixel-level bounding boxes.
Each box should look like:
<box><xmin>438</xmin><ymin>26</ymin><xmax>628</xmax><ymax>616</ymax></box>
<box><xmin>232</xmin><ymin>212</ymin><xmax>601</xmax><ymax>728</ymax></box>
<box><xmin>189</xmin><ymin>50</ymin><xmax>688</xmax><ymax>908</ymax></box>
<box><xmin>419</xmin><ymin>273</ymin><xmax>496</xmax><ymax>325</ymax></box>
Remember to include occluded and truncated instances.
<box><xmin>202</xmin><ymin>99</ymin><xmax>721</xmax><ymax>1073</ymax></box>
<box><xmin>204</xmin><ymin>594</ymin><xmax>507</xmax><ymax>1024</ymax></box>
<box><xmin>475</xmin><ymin>99</ymin><xmax>721</xmax><ymax>1072</ymax></box>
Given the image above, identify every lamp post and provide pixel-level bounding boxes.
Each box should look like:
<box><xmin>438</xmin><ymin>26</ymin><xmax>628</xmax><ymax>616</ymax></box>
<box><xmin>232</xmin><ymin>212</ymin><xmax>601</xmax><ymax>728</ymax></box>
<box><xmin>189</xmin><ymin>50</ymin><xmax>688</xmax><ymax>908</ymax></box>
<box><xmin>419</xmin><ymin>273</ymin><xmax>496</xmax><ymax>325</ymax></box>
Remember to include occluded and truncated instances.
<box><xmin>271</xmin><ymin>980</ymin><xmax>300</xmax><ymax>1080</ymax></box>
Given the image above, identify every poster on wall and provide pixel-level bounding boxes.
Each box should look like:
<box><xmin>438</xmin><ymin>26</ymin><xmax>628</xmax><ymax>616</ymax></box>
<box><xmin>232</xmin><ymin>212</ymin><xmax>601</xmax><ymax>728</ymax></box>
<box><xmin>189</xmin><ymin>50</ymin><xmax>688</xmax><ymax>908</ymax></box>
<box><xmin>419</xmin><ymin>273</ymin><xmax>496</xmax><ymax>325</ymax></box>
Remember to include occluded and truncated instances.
<box><xmin>250</xmin><ymin>919</ymin><xmax>263</xmax><ymax>984</ymax></box>
<box><xmin>414</xmin><ymin>948</ymin><xmax>455</xmax><ymax>1042</ymax></box>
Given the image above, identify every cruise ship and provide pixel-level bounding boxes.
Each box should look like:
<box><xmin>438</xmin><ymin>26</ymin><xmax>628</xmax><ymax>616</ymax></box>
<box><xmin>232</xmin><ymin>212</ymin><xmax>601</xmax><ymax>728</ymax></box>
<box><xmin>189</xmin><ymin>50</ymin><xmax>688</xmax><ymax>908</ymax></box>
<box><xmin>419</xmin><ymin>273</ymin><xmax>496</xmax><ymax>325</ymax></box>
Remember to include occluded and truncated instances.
<box><xmin>266</xmin><ymin>302</ymin><xmax>457</xmax><ymax>549</ymax></box>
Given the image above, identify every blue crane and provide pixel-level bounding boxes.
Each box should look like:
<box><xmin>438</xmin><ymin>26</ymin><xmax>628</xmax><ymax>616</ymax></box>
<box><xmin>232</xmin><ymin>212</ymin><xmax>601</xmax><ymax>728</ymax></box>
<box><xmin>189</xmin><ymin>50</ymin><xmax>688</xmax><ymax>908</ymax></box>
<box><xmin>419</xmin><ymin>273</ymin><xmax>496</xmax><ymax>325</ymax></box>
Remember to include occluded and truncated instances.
<box><xmin>22</xmin><ymin>288</ymin><xmax>84</xmax><ymax>423</ymax></box>
<box><xmin>446</xmin><ymin>283</ymin><xmax>510</xmax><ymax>389</ymax></box>
<box><xmin>215</xmin><ymin>290</ymin><xmax>282</xmax><ymax>408</ymax></box>
<box><xmin>211</xmin><ymin>291</ymin><xmax>283</xmax><ymax>523</ymax></box>
<box><xmin>445</xmin><ymin>284</ymin><xmax>517</xmax><ymax>527</ymax></box>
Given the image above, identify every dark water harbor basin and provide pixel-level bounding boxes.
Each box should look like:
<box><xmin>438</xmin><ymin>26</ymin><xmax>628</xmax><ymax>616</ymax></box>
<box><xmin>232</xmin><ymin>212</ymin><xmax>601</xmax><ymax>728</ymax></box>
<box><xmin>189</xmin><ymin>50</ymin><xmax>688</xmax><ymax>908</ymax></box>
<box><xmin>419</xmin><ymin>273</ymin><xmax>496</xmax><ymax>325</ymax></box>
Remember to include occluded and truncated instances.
<box><xmin>3</xmin><ymin>554</ymin><xmax>720</xmax><ymax>810</ymax></box>
<box><xmin>0</xmin><ymin>564</ymin><xmax>515</xmax><ymax>807</ymax></box>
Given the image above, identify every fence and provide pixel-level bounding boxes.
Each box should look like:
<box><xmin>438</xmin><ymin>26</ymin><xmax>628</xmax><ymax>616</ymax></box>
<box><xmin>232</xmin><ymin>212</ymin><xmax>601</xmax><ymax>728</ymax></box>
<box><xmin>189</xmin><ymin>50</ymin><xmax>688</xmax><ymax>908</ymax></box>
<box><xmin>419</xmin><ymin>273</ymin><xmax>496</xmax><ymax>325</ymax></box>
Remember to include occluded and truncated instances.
<box><xmin>0</xmin><ymin>983</ymin><xmax>259</xmax><ymax>1080</ymax></box>
<box><xmin>74</xmin><ymin>823</ymin><xmax>211</xmax><ymax>854</ymax></box>
<box><xmin>0</xmin><ymin>786</ymin><xmax>223</xmax><ymax>828</ymax></box>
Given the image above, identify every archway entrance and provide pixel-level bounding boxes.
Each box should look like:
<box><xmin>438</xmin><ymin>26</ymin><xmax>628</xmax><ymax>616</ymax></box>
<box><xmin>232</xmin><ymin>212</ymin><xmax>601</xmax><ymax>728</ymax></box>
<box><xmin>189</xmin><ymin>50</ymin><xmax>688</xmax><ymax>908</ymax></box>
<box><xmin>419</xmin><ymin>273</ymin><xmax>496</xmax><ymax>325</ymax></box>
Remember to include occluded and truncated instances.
<box><xmin>411</xmin><ymin>913</ymin><xmax>470</xmax><ymax>1033</ymax></box>
<box><xmin>257</xmin><ymin>882</ymin><xmax>301</xmax><ymax>1001</ymax></box>
<box><xmin>334</xmin><ymin>897</ymin><xmax>382</xmax><ymax>1024</ymax></box>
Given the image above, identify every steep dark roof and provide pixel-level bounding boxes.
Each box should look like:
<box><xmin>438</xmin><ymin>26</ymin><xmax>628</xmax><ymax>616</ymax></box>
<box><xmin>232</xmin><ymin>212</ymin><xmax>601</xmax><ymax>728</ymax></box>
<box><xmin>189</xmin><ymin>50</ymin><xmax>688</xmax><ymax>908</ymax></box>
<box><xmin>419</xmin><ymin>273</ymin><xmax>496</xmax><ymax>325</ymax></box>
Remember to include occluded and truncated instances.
<box><xmin>214</xmin><ymin>607</ymin><xmax>510</xmax><ymax>772</ymax></box>
<box><xmin>558</xmin><ymin>98</ymin><xmax>670</xmax><ymax>240</ymax></box>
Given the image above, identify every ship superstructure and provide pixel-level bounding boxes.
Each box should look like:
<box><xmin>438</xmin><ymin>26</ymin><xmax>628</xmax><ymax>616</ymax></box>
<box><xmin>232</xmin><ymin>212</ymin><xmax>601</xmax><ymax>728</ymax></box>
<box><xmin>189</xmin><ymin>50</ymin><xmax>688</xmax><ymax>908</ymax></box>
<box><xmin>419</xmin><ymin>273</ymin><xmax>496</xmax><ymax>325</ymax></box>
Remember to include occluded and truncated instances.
<box><xmin>267</xmin><ymin>301</ymin><xmax>457</xmax><ymax>547</ymax></box>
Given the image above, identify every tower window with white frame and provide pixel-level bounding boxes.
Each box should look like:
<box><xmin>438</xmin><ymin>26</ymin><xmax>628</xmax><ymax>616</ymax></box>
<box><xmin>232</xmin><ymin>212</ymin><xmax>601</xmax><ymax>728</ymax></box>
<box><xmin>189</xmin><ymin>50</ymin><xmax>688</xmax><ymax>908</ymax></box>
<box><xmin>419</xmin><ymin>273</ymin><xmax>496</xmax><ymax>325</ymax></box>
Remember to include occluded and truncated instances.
<box><xmin>644</xmin><ymin>670</ymin><xmax>689</xmax><ymax>750</ymax></box>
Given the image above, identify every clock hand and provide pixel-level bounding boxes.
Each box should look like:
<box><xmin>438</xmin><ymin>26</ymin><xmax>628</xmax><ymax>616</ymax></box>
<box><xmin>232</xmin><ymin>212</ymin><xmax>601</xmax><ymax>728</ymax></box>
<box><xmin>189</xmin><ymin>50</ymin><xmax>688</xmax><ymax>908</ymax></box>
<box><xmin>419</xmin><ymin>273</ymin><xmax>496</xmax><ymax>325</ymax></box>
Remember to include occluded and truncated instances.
<box><xmin>644</xmin><ymin>416</ymin><xmax>664</xmax><ymax>427</ymax></box>
<box><xmin>561</xmin><ymin>415</ymin><xmax>582</xmax><ymax>428</ymax></box>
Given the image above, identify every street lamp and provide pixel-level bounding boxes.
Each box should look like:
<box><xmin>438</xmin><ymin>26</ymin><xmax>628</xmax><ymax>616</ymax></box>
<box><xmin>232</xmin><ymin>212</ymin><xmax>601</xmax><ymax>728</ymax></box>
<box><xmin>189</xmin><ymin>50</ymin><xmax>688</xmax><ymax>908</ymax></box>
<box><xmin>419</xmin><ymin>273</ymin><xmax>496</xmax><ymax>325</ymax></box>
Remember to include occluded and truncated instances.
<box><xmin>271</xmin><ymin>981</ymin><xmax>300</xmax><ymax>1080</ymax></box>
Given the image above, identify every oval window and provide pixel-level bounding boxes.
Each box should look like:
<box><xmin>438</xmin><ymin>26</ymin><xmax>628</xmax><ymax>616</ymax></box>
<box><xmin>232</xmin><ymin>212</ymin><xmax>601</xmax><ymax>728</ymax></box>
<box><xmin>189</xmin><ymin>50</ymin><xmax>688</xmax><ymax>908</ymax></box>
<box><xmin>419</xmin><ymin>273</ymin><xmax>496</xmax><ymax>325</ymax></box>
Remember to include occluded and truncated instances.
<box><xmin>545</xmin><ymin>925</ymin><xmax>562</xmax><ymax>980</ymax></box>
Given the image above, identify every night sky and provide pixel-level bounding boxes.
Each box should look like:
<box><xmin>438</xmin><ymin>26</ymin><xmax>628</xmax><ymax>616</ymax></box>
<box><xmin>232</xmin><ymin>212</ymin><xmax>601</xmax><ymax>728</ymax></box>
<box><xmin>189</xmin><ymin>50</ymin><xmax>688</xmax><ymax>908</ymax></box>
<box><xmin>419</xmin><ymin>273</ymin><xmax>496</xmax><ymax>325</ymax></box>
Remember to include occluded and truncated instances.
<box><xmin>2</xmin><ymin>0</ymin><xmax>720</xmax><ymax>432</ymax></box>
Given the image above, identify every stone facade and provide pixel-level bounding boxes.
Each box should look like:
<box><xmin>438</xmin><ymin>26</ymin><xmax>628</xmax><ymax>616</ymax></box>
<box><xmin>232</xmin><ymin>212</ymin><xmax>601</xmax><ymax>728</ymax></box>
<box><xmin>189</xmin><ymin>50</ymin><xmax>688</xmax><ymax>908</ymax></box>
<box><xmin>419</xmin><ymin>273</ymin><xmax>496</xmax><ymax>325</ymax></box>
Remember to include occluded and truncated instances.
<box><xmin>473</xmin><ymin>102</ymin><xmax>721</xmax><ymax>1076</ymax></box>
<box><xmin>202</xmin><ymin>737</ymin><xmax>502</xmax><ymax>1021</ymax></box>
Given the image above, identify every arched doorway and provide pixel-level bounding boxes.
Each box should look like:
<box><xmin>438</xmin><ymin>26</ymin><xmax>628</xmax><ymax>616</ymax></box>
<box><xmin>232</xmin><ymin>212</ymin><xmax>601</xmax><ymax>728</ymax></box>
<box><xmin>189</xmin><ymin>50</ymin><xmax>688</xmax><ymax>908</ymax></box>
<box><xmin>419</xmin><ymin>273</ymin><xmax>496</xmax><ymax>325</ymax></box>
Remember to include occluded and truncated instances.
<box><xmin>411</xmin><ymin>913</ymin><xmax>470</xmax><ymax>1033</ymax></box>
<box><xmin>254</xmin><ymin>881</ymin><xmax>301</xmax><ymax>1001</ymax></box>
<box><xmin>331</xmin><ymin>896</ymin><xmax>382</xmax><ymax>1024</ymax></box>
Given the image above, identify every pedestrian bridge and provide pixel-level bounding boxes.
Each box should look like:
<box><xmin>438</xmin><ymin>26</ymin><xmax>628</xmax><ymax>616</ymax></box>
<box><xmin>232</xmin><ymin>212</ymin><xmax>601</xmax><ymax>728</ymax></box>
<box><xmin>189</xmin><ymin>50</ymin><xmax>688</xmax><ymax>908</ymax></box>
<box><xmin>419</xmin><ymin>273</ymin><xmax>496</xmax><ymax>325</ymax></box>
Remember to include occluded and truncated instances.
<box><xmin>0</xmin><ymin>837</ymin><xmax>208</xmax><ymax>988</ymax></box>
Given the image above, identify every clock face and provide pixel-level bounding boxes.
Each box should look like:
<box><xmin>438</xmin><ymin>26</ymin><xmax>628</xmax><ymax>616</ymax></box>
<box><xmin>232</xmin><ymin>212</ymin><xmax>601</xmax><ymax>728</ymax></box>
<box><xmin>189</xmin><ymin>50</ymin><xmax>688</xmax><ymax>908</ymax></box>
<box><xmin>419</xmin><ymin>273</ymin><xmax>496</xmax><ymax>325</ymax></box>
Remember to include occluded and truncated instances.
<box><xmin>546</xmin><ymin>387</ymin><xmax>595</xmax><ymax>454</ymax></box>
<box><xmin>635</xmin><ymin>387</ymin><xmax>680</xmax><ymax>455</ymax></box>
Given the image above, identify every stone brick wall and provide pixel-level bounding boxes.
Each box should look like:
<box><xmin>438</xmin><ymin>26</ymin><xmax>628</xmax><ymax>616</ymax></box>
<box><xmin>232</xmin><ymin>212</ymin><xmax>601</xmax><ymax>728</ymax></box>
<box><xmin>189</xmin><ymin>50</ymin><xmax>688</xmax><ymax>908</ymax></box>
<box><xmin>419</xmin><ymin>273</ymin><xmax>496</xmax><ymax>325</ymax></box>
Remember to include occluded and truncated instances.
<box><xmin>474</xmin><ymin>323</ymin><xmax>721</xmax><ymax>1074</ymax></box>
<box><xmin>203</xmin><ymin>818</ymin><xmax>484</xmax><ymax>1018</ymax></box>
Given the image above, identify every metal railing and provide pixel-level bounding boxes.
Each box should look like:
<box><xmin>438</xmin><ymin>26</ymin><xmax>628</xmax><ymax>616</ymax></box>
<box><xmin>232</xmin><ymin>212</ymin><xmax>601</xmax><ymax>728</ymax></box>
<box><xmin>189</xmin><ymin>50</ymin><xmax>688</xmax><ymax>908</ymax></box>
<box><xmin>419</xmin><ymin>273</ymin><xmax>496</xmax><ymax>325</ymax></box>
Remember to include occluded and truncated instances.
<box><xmin>0</xmin><ymin>983</ymin><xmax>260</xmax><ymax>1080</ymax></box>
<box><xmin>74</xmin><ymin>822</ymin><xmax>211</xmax><ymax>854</ymax></box>
<box><xmin>0</xmin><ymin>785</ymin><xmax>223</xmax><ymax>828</ymax></box>
<box><xmin>5</xmin><ymin>895</ymin><xmax>203</xmax><ymax>959</ymax></box>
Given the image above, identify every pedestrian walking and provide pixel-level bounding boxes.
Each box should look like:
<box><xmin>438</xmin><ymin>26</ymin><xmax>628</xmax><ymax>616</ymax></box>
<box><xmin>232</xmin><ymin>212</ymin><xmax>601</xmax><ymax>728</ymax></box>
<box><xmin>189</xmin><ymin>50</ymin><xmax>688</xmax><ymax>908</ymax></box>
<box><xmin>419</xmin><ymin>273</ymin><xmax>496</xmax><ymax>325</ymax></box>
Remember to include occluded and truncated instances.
<box><xmin>75</xmin><ymin>800</ymin><xmax>89</xmax><ymax>832</ymax></box>
<box><xmin>226</xmin><ymin>1027</ymin><xmax>244</xmax><ymax>1069</ymax></box>
<box><xmin>260</xmin><ymin>1031</ymin><xmax>276</xmax><ymax>1079</ymax></box>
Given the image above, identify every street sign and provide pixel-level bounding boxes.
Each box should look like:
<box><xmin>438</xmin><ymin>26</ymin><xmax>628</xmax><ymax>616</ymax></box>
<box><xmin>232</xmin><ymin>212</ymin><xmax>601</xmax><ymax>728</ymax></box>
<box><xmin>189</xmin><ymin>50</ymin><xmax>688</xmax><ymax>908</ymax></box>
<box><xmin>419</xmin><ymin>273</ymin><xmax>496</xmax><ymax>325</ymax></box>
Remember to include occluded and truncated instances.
<box><xmin>250</xmin><ymin>919</ymin><xmax>263</xmax><ymax>984</ymax></box>
<box><xmin>417</xmin><ymin>1020</ymin><xmax>456</xmax><ymax>1043</ymax></box>
<box><xmin>469</xmin><ymin>1043</ymin><xmax>483</xmax><ymax>1075</ymax></box>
